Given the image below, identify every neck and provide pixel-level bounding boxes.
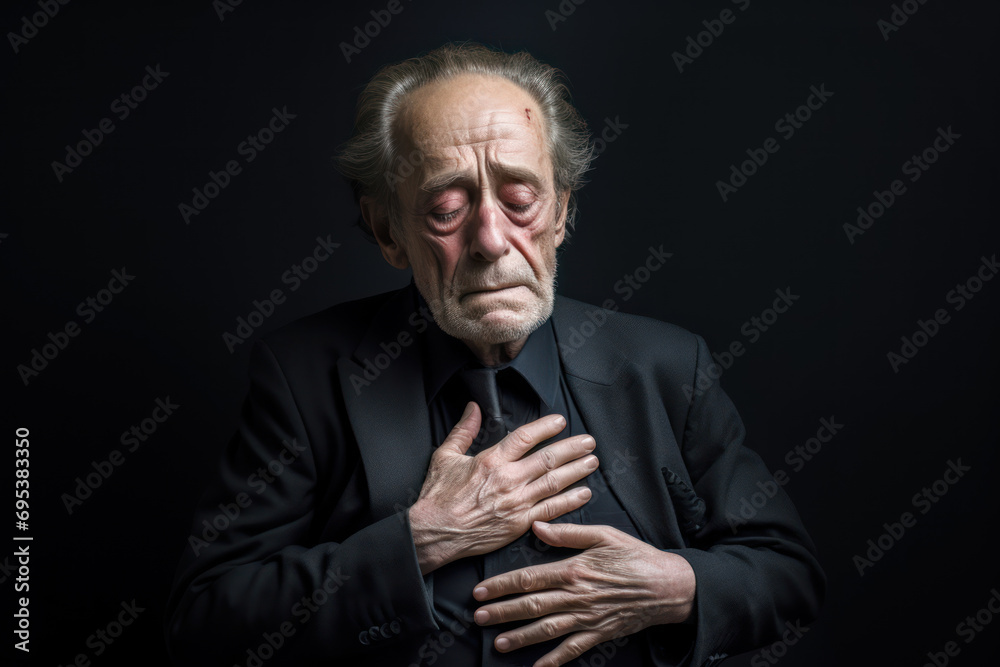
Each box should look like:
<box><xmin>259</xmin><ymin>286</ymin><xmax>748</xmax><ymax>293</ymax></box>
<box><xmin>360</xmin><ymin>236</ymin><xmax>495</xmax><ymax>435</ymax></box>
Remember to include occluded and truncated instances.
<box><xmin>461</xmin><ymin>335</ymin><xmax>529</xmax><ymax>367</ymax></box>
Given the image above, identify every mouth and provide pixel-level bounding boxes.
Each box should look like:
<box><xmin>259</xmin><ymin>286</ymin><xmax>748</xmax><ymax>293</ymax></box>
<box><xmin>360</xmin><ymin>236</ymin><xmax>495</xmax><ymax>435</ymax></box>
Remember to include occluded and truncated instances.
<box><xmin>463</xmin><ymin>284</ymin><xmax>525</xmax><ymax>298</ymax></box>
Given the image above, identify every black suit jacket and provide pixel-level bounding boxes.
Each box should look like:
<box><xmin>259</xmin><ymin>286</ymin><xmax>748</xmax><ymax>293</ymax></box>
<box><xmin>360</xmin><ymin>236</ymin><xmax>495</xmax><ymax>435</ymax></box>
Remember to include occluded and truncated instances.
<box><xmin>165</xmin><ymin>283</ymin><xmax>824</xmax><ymax>666</ymax></box>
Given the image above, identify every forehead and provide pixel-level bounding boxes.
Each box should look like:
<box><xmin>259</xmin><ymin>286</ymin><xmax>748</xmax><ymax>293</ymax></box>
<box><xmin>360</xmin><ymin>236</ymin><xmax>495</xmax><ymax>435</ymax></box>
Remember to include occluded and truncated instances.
<box><xmin>394</xmin><ymin>73</ymin><xmax>550</xmax><ymax>180</ymax></box>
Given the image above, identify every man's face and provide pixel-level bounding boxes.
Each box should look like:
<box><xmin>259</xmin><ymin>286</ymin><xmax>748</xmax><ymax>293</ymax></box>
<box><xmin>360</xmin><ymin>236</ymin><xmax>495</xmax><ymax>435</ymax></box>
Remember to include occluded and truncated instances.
<box><xmin>381</xmin><ymin>73</ymin><xmax>568</xmax><ymax>345</ymax></box>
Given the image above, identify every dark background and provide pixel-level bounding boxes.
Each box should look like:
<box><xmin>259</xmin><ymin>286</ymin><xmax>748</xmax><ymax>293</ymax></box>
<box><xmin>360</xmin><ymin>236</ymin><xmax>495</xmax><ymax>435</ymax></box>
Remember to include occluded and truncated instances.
<box><xmin>3</xmin><ymin>0</ymin><xmax>998</xmax><ymax>665</ymax></box>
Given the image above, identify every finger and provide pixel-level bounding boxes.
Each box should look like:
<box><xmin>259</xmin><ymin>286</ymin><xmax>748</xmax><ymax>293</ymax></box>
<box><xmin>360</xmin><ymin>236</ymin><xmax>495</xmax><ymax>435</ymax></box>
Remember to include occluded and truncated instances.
<box><xmin>519</xmin><ymin>434</ymin><xmax>596</xmax><ymax>481</ymax></box>
<box><xmin>532</xmin><ymin>629</ymin><xmax>607</xmax><ymax>667</ymax></box>
<box><xmin>492</xmin><ymin>613</ymin><xmax>584</xmax><ymax>654</ymax></box>
<box><xmin>474</xmin><ymin>559</ymin><xmax>572</xmax><ymax>601</ymax></box>
<box><xmin>491</xmin><ymin>413</ymin><xmax>567</xmax><ymax>462</ymax></box>
<box><xmin>475</xmin><ymin>590</ymin><xmax>575</xmax><ymax>626</ymax></box>
<box><xmin>436</xmin><ymin>402</ymin><xmax>481</xmax><ymax>456</ymax></box>
<box><xmin>523</xmin><ymin>453</ymin><xmax>599</xmax><ymax>503</ymax></box>
<box><xmin>531</xmin><ymin>521</ymin><xmax>613</xmax><ymax>550</ymax></box>
<box><xmin>527</xmin><ymin>486</ymin><xmax>592</xmax><ymax>524</ymax></box>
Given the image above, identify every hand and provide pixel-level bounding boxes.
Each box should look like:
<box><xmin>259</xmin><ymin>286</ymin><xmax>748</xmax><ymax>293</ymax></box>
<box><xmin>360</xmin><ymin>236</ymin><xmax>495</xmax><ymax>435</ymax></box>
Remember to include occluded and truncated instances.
<box><xmin>408</xmin><ymin>402</ymin><xmax>598</xmax><ymax>574</ymax></box>
<box><xmin>472</xmin><ymin>521</ymin><xmax>696</xmax><ymax>667</ymax></box>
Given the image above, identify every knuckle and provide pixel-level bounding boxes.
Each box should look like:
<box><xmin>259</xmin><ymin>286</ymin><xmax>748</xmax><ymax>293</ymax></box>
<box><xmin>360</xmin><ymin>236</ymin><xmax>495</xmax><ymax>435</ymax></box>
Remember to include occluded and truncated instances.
<box><xmin>539</xmin><ymin>448</ymin><xmax>557</xmax><ymax>471</ymax></box>
<box><xmin>517</xmin><ymin>568</ymin><xmax>536</xmax><ymax>591</ymax></box>
<box><xmin>525</xmin><ymin>596</ymin><xmax>544</xmax><ymax>619</ymax></box>
<box><xmin>563</xmin><ymin>636</ymin><xmax>589</xmax><ymax>658</ymax></box>
<box><xmin>539</xmin><ymin>473</ymin><xmax>559</xmax><ymax>496</ymax></box>
<box><xmin>509</xmin><ymin>427</ymin><xmax>533</xmax><ymax>447</ymax></box>
<box><xmin>565</xmin><ymin>559</ymin><xmax>587</xmax><ymax>582</ymax></box>
<box><xmin>538</xmin><ymin>616</ymin><xmax>561</xmax><ymax>638</ymax></box>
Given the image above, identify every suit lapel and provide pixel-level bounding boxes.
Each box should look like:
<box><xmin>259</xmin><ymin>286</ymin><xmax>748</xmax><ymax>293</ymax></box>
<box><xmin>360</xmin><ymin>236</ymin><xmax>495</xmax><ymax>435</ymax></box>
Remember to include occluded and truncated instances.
<box><xmin>337</xmin><ymin>284</ymin><xmax>434</xmax><ymax>520</ymax></box>
<box><xmin>552</xmin><ymin>297</ymin><xmax>688</xmax><ymax>549</ymax></box>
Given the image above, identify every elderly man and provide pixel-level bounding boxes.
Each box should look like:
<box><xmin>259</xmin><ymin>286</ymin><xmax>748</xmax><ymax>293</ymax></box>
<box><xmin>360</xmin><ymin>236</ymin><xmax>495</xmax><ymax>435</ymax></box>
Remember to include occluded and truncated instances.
<box><xmin>166</xmin><ymin>43</ymin><xmax>824</xmax><ymax>667</ymax></box>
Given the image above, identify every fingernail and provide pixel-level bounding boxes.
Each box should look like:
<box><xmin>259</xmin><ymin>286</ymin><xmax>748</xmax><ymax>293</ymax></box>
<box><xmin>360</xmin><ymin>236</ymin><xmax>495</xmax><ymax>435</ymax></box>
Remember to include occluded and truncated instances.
<box><xmin>586</xmin><ymin>455</ymin><xmax>599</xmax><ymax>470</ymax></box>
<box><xmin>496</xmin><ymin>637</ymin><xmax>510</xmax><ymax>651</ymax></box>
<box><xmin>475</xmin><ymin>609</ymin><xmax>489</xmax><ymax>624</ymax></box>
<box><xmin>577</xmin><ymin>487</ymin><xmax>592</xmax><ymax>499</ymax></box>
<box><xmin>461</xmin><ymin>402</ymin><xmax>475</xmax><ymax>419</ymax></box>
<box><xmin>552</xmin><ymin>414</ymin><xmax>566</xmax><ymax>427</ymax></box>
<box><xmin>473</xmin><ymin>586</ymin><xmax>487</xmax><ymax>599</ymax></box>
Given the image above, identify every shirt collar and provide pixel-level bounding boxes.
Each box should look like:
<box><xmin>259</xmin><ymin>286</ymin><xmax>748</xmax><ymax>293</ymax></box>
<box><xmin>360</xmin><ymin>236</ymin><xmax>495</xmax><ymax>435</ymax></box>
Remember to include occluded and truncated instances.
<box><xmin>416</xmin><ymin>283</ymin><xmax>560</xmax><ymax>410</ymax></box>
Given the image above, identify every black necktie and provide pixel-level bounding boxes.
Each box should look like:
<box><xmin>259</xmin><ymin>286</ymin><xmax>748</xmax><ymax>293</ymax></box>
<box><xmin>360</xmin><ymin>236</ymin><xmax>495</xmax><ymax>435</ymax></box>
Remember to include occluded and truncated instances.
<box><xmin>457</xmin><ymin>366</ymin><xmax>509</xmax><ymax>455</ymax></box>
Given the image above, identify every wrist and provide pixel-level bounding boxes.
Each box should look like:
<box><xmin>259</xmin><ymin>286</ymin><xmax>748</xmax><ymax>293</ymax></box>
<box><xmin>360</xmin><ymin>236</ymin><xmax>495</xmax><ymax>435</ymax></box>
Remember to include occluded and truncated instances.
<box><xmin>652</xmin><ymin>550</ymin><xmax>697</xmax><ymax>625</ymax></box>
<box><xmin>408</xmin><ymin>499</ymin><xmax>458</xmax><ymax>574</ymax></box>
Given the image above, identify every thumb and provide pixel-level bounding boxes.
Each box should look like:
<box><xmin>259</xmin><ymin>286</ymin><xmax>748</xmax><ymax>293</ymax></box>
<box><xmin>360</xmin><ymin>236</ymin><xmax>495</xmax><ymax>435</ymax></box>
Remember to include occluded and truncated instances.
<box><xmin>532</xmin><ymin>520</ymin><xmax>609</xmax><ymax>550</ymax></box>
<box><xmin>437</xmin><ymin>401</ymin><xmax>481</xmax><ymax>456</ymax></box>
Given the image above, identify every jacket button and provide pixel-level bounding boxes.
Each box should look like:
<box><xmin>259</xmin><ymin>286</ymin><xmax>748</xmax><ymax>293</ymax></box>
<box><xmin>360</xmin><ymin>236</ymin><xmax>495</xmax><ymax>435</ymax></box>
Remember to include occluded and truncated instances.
<box><xmin>368</xmin><ymin>626</ymin><xmax>381</xmax><ymax>642</ymax></box>
<box><xmin>380</xmin><ymin>622</ymin><xmax>393</xmax><ymax>638</ymax></box>
<box><xmin>358</xmin><ymin>631</ymin><xmax>370</xmax><ymax>646</ymax></box>
<box><xmin>390</xmin><ymin>619</ymin><xmax>402</xmax><ymax>634</ymax></box>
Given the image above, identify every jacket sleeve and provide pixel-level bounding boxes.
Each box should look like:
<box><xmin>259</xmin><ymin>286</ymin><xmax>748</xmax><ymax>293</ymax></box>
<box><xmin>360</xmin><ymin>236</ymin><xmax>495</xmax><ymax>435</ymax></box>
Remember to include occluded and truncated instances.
<box><xmin>164</xmin><ymin>340</ymin><xmax>439</xmax><ymax>665</ymax></box>
<box><xmin>664</xmin><ymin>334</ymin><xmax>826</xmax><ymax>666</ymax></box>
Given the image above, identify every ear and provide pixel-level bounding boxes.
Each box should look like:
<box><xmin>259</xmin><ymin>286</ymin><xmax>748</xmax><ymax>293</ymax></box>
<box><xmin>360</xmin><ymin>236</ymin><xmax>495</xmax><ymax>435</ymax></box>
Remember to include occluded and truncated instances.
<box><xmin>554</xmin><ymin>189</ymin><xmax>570</xmax><ymax>248</ymax></box>
<box><xmin>362</xmin><ymin>196</ymin><xmax>410</xmax><ymax>269</ymax></box>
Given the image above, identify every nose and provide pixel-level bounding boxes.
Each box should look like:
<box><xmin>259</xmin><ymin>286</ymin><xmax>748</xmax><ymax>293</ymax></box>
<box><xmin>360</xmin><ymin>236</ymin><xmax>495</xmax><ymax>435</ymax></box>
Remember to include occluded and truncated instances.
<box><xmin>467</xmin><ymin>197</ymin><xmax>510</xmax><ymax>263</ymax></box>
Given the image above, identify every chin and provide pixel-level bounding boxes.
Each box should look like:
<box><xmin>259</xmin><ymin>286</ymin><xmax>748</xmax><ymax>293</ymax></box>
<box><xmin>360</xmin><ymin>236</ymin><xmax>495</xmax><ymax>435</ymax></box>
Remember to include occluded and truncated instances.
<box><xmin>433</xmin><ymin>294</ymin><xmax>554</xmax><ymax>345</ymax></box>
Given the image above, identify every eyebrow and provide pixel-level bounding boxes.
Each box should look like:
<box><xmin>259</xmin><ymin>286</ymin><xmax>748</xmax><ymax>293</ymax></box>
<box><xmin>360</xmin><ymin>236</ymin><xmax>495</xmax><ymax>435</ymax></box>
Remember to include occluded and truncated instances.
<box><xmin>418</xmin><ymin>163</ymin><xmax>546</xmax><ymax>196</ymax></box>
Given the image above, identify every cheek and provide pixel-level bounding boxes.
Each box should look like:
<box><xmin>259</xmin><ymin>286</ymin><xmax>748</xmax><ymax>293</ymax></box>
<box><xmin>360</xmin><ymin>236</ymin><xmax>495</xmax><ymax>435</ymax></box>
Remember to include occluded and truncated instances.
<box><xmin>510</xmin><ymin>221</ymin><xmax>557</xmax><ymax>268</ymax></box>
<box><xmin>413</xmin><ymin>231</ymin><xmax>465</xmax><ymax>280</ymax></box>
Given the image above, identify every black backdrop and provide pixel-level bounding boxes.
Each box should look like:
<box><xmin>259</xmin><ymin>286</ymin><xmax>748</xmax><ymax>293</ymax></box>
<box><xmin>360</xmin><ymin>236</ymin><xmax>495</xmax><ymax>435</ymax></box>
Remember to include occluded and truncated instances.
<box><xmin>4</xmin><ymin>0</ymin><xmax>999</xmax><ymax>665</ymax></box>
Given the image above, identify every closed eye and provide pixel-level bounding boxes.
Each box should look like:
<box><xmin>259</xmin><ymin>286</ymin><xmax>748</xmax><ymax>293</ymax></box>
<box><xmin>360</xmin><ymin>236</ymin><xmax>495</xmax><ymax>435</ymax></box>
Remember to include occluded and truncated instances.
<box><xmin>431</xmin><ymin>206</ymin><xmax>465</xmax><ymax>224</ymax></box>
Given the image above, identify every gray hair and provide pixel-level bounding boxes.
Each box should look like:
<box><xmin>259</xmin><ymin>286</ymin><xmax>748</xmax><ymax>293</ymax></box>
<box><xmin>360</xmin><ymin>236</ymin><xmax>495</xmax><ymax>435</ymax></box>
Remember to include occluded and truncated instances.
<box><xmin>335</xmin><ymin>42</ymin><xmax>594</xmax><ymax>242</ymax></box>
